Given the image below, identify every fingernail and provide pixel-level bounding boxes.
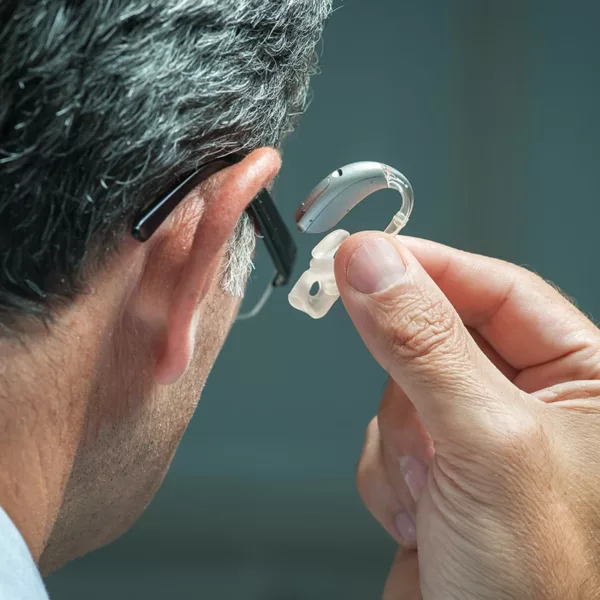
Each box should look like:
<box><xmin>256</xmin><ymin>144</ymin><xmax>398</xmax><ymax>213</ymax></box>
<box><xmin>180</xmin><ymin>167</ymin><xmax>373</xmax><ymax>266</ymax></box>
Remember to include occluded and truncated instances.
<box><xmin>399</xmin><ymin>457</ymin><xmax>427</xmax><ymax>502</ymax></box>
<box><xmin>347</xmin><ymin>237</ymin><xmax>407</xmax><ymax>294</ymax></box>
<box><xmin>394</xmin><ymin>511</ymin><xmax>416</xmax><ymax>543</ymax></box>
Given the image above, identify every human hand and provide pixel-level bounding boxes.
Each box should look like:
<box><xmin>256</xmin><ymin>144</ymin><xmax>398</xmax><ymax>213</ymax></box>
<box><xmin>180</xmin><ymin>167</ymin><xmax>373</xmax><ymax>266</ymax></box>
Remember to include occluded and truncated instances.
<box><xmin>334</xmin><ymin>233</ymin><xmax>600</xmax><ymax>599</ymax></box>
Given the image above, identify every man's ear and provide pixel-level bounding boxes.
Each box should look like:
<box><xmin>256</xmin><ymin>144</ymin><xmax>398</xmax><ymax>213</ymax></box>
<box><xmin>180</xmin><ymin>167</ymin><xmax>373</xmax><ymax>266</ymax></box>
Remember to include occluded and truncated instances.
<box><xmin>130</xmin><ymin>148</ymin><xmax>281</xmax><ymax>385</ymax></box>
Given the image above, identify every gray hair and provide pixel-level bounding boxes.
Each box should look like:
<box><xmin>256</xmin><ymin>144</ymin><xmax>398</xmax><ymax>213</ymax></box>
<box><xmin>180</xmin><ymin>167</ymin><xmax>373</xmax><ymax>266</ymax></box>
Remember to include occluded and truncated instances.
<box><xmin>221</xmin><ymin>212</ymin><xmax>256</xmax><ymax>298</ymax></box>
<box><xmin>0</xmin><ymin>0</ymin><xmax>332</xmax><ymax>333</ymax></box>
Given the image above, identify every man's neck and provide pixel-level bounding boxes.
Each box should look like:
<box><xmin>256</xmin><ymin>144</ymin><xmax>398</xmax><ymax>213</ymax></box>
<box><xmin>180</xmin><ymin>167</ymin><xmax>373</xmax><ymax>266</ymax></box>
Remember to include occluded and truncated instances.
<box><xmin>0</xmin><ymin>321</ymin><xmax>97</xmax><ymax>560</ymax></box>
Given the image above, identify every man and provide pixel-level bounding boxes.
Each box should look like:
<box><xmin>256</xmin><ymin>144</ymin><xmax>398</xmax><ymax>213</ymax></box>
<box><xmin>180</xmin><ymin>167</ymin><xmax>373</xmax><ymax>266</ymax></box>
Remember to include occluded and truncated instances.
<box><xmin>0</xmin><ymin>1</ymin><xmax>331</xmax><ymax>596</ymax></box>
<box><xmin>3</xmin><ymin>2</ymin><xmax>600</xmax><ymax>599</ymax></box>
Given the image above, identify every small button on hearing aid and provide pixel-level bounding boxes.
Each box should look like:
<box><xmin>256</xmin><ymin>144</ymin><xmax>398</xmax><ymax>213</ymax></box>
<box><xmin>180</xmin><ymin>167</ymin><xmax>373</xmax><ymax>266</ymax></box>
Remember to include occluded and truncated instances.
<box><xmin>288</xmin><ymin>162</ymin><xmax>414</xmax><ymax>319</ymax></box>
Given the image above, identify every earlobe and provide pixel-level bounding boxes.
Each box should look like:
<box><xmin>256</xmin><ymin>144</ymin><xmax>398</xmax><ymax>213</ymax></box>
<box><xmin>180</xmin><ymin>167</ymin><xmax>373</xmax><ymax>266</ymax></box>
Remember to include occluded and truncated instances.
<box><xmin>153</xmin><ymin>148</ymin><xmax>282</xmax><ymax>385</ymax></box>
<box><xmin>154</xmin><ymin>311</ymin><xmax>200</xmax><ymax>386</ymax></box>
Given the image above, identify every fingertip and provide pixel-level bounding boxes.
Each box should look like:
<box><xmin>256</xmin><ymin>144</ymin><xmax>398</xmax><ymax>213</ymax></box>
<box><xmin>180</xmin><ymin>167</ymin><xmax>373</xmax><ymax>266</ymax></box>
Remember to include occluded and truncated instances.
<box><xmin>334</xmin><ymin>231</ymin><xmax>380</xmax><ymax>265</ymax></box>
<box><xmin>334</xmin><ymin>232</ymin><xmax>414</xmax><ymax>296</ymax></box>
<box><xmin>333</xmin><ymin>231</ymin><xmax>375</xmax><ymax>290</ymax></box>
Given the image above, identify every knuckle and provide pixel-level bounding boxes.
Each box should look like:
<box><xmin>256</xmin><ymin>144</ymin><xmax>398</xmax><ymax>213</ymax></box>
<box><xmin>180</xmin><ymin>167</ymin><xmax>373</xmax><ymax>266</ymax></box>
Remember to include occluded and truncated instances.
<box><xmin>366</xmin><ymin>415</ymin><xmax>379</xmax><ymax>440</ymax></box>
<box><xmin>356</xmin><ymin>425</ymin><xmax>381</xmax><ymax>501</ymax></box>
<box><xmin>510</xmin><ymin>262</ymin><xmax>541</xmax><ymax>283</ymax></box>
<box><xmin>355</xmin><ymin>457</ymin><xmax>374</xmax><ymax>504</ymax></box>
<box><xmin>436</xmin><ymin>406</ymin><xmax>553</xmax><ymax>503</ymax></box>
<box><xmin>382</xmin><ymin>292</ymin><xmax>461</xmax><ymax>364</ymax></box>
<box><xmin>487</xmin><ymin>408</ymin><xmax>550</xmax><ymax>471</ymax></box>
<box><xmin>502</xmin><ymin>260</ymin><xmax>544</xmax><ymax>288</ymax></box>
<box><xmin>570</xmin><ymin>346</ymin><xmax>600</xmax><ymax>381</ymax></box>
<box><xmin>513</xmin><ymin>262</ymin><xmax>578</xmax><ymax>305</ymax></box>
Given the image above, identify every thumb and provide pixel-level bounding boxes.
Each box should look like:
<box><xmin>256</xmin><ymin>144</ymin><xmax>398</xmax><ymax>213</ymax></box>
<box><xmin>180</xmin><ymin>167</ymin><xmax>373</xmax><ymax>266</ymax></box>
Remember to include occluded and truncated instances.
<box><xmin>335</xmin><ymin>232</ymin><xmax>528</xmax><ymax>443</ymax></box>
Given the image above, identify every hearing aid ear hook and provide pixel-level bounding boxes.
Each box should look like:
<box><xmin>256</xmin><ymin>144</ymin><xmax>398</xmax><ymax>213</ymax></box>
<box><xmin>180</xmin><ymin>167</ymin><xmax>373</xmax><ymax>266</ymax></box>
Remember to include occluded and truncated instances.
<box><xmin>288</xmin><ymin>162</ymin><xmax>414</xmax><ymax>319</ymax></box>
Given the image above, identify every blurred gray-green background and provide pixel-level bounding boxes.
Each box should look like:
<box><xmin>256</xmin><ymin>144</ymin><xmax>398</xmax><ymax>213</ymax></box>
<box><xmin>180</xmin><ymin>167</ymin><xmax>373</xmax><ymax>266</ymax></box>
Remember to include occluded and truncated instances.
<box><xmin>46</xmin><ymin>1</ymin><xmax>600</xmax><ymax>598</ymax></box>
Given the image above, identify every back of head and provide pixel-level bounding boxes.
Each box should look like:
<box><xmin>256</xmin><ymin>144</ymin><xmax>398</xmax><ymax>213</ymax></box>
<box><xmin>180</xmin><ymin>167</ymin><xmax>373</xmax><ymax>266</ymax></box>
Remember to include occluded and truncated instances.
<box><xmin>0</xmin><ymin>0</ymin><xmax>331</xmax><ymax>334</ymax></box>
<box><xmin>0</xmin><ymin>0</ymin><xmax>332</xmax><ymax>572</ymax></box>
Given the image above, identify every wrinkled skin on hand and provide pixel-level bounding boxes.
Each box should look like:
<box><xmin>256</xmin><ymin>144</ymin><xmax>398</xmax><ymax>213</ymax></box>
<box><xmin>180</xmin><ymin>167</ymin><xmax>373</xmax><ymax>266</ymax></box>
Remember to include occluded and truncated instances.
<box><xmin>334</xmin><ymin>233</ymin><xmax>600</xmax><ymax>600</ymax></box>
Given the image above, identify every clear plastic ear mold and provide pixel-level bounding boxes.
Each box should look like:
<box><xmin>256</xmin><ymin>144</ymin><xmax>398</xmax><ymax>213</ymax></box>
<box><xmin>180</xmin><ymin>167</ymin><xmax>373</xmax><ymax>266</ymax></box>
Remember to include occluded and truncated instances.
<box><xmin>288</xmin><ymin>162</ymin><xmax>414</xmax><ymax>319</ymax></box>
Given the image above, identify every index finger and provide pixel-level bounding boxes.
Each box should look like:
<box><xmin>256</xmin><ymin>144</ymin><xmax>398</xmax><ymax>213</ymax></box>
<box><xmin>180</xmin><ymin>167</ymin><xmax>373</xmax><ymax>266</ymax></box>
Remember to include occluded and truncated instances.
<box><xmin>399</xmin><ymin>236</ymin><xmax>600</xmax><ymax>371</ymax></box>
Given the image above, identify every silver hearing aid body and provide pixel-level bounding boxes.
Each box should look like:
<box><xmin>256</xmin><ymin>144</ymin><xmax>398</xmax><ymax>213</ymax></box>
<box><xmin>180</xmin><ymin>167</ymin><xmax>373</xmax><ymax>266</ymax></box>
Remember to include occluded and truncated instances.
<box><xmin>288</xmin><ymin>162</ymin><xmax>414</xmax><ymax>319</ymax></box>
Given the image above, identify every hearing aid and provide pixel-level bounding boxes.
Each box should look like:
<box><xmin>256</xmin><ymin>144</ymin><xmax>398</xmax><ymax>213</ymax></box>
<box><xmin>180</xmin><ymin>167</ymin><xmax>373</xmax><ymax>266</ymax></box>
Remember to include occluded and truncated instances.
<box><xmin>288</xmin><ymin>162</ymin><xmax>414</xmax><ymax>319</ymax></box>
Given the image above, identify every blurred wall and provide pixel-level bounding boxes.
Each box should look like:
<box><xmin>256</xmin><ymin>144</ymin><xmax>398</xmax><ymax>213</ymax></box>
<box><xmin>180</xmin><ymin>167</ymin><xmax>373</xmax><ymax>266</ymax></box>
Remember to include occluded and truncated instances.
<box><xmin>47</xmin><ymin>1</ymin><xmax>600</xmax><ymax>598</ymax></box>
